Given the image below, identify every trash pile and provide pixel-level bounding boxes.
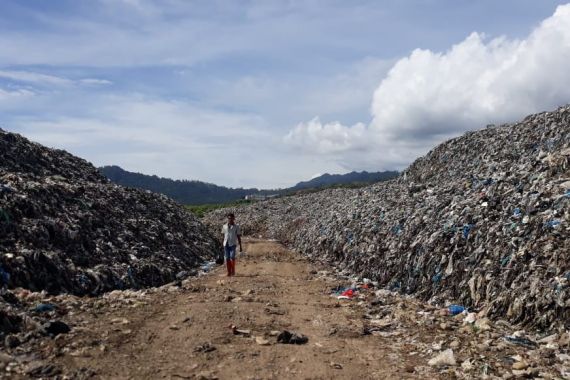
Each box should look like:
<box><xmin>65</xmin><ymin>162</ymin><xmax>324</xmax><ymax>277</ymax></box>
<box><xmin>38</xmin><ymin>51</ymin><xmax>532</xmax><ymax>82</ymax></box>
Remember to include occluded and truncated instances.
<box><xmin>204</xmin><ymin>105</ymin><xmax>570</xmax><ymax>330</ymax></box>
<box><xmin>0</xmin><ymin>129</ymin><xmax>221</xmax><ymax>338</ymax></box>
<box><xmin>318</xmin><ymin>268</ymin><xmax>570</xmax><ymax>378</ymax></box>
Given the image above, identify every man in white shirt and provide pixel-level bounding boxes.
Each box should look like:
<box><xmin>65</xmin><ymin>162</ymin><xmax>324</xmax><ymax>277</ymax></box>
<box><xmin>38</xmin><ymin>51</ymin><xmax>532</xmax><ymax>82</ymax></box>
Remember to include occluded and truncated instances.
<box><xmin>222</xmin><ymin>213</ymin><xmax>242</xmax><ymax>276</ymax></box>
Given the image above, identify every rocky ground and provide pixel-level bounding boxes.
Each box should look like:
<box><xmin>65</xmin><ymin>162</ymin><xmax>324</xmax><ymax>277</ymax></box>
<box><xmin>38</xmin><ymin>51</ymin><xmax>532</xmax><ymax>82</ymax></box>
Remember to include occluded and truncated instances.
<box><xmin>2</xmin><ymin>239</ymin><xmax>569</xmax><ymax>379</ymax></box>
<box><xmin>204</xmin><ymin>106</ymin><xmax>570</xmax><ymax>331</ymax></box>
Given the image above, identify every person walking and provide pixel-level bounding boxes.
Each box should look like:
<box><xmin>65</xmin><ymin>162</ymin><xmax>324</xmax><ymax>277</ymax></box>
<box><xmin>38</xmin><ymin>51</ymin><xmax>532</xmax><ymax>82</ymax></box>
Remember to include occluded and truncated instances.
<box><xmin>222</xmin><ymin>213</ymin><xmax>242</xmax><ymax>276</ymax></box>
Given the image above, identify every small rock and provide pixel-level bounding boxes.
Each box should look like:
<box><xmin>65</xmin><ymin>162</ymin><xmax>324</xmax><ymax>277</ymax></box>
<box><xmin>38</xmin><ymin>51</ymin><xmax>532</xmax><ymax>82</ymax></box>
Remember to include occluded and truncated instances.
<box><xmin>461</xmin><ymin>360</ymin><xmax>473</xmax><ymax>371</ymax></box>
<box><xmin>538</xmin><ymin>334</ymin><xmax>557</xmax><ymax>344</ymax></box>
<box><xmin>111</xmin><ymin>318</ymin><xmax>129</xmax><ymax>325</ymax></box>
<box><xmin>0</xmin><ymin>352</ymin><xmax>14</xmax><ymax>369</ymax></box>
<box><xmin>330</xmin><ymin>362</ymin><xmax>343</xmax><ymax>369</ymax></box>
<box><xmin>194</xmin><ymin>342</ymin><xmax>216</xmax><ymax>353</ymax></box>
<box><xmin>474</xmin><ymin>317</ymin><xmax>492</xmax><ymax>332</ymax></box>
<box><xmin>26</xmin><ymin>362</ymin><xmax>61</xmax><ymax>378</ymax></box>
<box><xmin>255</xmin><ymin>336</ymin><xmax>271</xmax><ymax>346</ymax></box>
<box><xmin>464</xmin><ymin>313</ymin><xmax>477</xmax><ymax>324</ymax></box>
<box><xmin>512</xmin><ymin>361</ymin><xmax>528</xmax><ymax>370</ymax></box>
<box><xmin>195</xmin><ymin>371</ymin><xmax>218</xmax><ymax>380</ymax></box>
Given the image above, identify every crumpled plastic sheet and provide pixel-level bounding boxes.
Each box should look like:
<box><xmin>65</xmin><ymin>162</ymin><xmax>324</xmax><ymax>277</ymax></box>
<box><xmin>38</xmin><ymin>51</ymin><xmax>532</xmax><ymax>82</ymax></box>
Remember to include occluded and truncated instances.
<box><xmin>0</xmin><ymin>129</ymin><xmax>222</xmax><ymax>298</ymax></box>
<box><xmin>205</xmin><ymin>106</ymin><xmax>570</xmax><ymax>330</ymax></box>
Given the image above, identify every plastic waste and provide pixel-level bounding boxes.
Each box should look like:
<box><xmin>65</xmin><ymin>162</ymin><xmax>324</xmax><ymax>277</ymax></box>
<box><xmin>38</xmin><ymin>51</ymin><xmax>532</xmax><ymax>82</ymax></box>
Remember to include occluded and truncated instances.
<box><xmin>204</xmin><ymin>105</ymin><xmax>570</xmax><ymax>330</ymax></box>
<box><xmin>504</xmin><ymin>336</ymin><xmax>538</xmax><ymax>349</ymax></box>
<box><xmin>34</xmin><ymin>303</ymin><xmax>56</xmax><ymax>313</ymax></box>
<box><xmin>200</xmin><ymin>261</ymin><xmax>216</xmax><ymax>273</ymax></box>
<box><xmin>428</xmin><ymin>349</ymin><xmax>456</xmax><ymax>367</ymax></box>
<box><xmin>448</xmin><ymin>305</ymin><xmax>467</xmax><ymax>315</ymax></box>
<box><xmin>1</xmin><ymin>128</ymin><xmax>222</xmax><ymax>296</ymax></box>
<box><xmin>277</xmin><ymin>330</ymin><xmax>308</xmax><ymax>344</ymax></box>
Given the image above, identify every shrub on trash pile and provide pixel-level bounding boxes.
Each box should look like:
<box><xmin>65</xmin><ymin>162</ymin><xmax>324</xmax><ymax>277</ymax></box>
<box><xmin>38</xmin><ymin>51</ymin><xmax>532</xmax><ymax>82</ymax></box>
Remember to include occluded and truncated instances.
<box><xmin>204</xmin><ymin>105</ymin><xmax>570</xmax><ymax>330</ymax></box>
<box><xmin>0</xmin><ymin>129</ymin><xmax>221</xmax><ymax>297</ymax></box>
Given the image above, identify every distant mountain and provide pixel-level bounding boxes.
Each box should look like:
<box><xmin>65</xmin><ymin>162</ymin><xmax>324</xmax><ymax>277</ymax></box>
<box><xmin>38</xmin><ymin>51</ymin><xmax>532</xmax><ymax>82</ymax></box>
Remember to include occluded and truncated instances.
<box><xmin>289</xmin><ymin>171</ymin><xmax>399</xmax><ymax>191</ymax></box>
<box><xmin>100</xmin><ymin>166</ymin><xmax>262</xmax><ymax>205</ymax></box>
<box><xmin>99</xmin><ymin>166</ymin><xmax>399</xmax><ymax>205</ymax></box>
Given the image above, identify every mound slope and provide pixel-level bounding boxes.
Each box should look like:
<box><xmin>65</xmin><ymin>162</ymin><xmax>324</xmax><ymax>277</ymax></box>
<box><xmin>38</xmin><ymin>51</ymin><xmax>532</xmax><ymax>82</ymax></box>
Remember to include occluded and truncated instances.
<box><xmin>0</xmin><ymin>129</ymin><xmax>220</xmax><ymax>296</ymax></box>
<box><xmin>205</xmin><ymin>106</ymin><xmax>570</xmax><ymax>330</ymax></box>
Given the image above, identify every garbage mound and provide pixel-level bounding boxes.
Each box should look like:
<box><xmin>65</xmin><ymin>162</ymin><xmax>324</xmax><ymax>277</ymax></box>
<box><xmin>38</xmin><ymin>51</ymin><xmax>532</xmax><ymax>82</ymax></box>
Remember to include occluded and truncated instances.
<box><xmin>204</xmin><ymin>105</ymin><xmax>570</xmax><ymax>330</ymax></box>
<box><xmin>0</xmin><ymin>129</ymin><xmax>221</xmax><ymax>299</ymax></box>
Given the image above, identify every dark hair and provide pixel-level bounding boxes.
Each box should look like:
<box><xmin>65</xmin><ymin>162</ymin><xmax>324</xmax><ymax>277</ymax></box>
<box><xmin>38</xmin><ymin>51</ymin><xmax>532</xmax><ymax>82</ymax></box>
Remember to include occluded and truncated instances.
<box><xmin>227</xmin><ymin>213</ymin><xmax>235</xmax><ymax>218</ymax></box>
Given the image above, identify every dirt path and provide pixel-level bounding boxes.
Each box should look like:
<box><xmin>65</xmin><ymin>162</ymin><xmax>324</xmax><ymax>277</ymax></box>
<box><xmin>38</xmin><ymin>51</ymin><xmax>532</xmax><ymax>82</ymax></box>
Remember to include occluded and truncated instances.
<box><xmin>53</xmin><ymin>239</ymin><xmax>432</xmax><ymax>379</ymax></box>
<box><xmin>44</xmin><ymin>239</ymin><xmax>557</xmax><ymax>380</ymax></box>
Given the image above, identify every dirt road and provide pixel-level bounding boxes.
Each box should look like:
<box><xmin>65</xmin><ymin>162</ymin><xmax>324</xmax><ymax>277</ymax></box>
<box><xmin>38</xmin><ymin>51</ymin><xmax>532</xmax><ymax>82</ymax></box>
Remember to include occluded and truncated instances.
<box><xmin>50</xmin><ymin>239</ymin><xmax>432</xmax><ymax>379</ymax></box>
<box><xmin>43</xmin><ymin>239</ymin><xmax>554</xmax><ymax>379</ymax></box>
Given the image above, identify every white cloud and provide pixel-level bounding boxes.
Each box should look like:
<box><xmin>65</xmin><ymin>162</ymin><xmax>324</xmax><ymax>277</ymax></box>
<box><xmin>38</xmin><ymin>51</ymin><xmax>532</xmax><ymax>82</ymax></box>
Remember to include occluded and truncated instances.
<box><xmin>0</xmin><ymin>70</ymin><xmax>72</xmax><ymax>86</ymax></box>
<box><xmin>0</xmin><ymin>87</ymin><xmax>35</xmax><ymax>103</ymax></box>
<box><xmin>285</xmin><ymin>118</ymin><xmax>367</xmax><ymax>154</ymax></box>
<box><xmin>0</xmin><ymin>70</ymin><xmax>112</xmax><ymax>88</ymax></box>
<box><xmin>285</xmin><ymin>4</ymin><xmax>570</xmax><ymax>170</ymax></box>
<box><xmin>79</xmin><ymin>78</ymin><xmax>113</xmax><ymax>86</ymax></box>
<box><xmin>10</xmin><ymin>94</ymin><xmax>303</xmax><ymax>188</ymax></box>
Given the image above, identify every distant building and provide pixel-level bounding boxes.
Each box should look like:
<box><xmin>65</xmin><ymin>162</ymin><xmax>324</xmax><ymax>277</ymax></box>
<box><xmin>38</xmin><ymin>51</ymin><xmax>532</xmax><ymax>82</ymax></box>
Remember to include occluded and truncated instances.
<box><xmin>244</xmin><ymin>193</ymin><xmax>279</xmax><ymax>201</ymax></box>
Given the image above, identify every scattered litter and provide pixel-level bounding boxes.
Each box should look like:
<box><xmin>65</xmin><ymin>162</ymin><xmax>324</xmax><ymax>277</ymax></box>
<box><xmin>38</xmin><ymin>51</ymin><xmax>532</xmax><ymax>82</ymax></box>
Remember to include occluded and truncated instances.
<box><xmin>504</xmin><ymin>335</ymin><xmax>538</xmax><ymax>349</ymax></box>
<box><xmin>229</xmin><ymin>325</ymin><xmax>251</xmax><ymax>336</ymax></box>
<box><xmin>448</xmin><ymin>305</ymin><xmax>466</xmax><ymax>315</ymax></box>
<box><xmin>194</xmin><ymin>342</ymin><xmax>216</xmax><ymax>353</ymax></box>
<box><xmin>34</xmin><ymin>303</ymin><xmax>56</xmax><ymax>313</ymax></box>
<box><xmin>42</xmin><ymin>321</ymin><xmax>71</xmax><ymax>337</ymax></box>
<box><xmin>428</xmin><ymin>349</ymin><xmax>456</xmax><ymax>367</ymax></box>
<box><xmin>277</xmin><ymin>330</ymin><xmax>308</xmax><ymax>345</ymax></box>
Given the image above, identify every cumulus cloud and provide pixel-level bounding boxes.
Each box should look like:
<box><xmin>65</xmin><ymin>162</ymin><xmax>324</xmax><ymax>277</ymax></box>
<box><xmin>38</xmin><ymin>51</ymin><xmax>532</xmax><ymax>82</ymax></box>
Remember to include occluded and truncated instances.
<box><xmin>285</xmin><ymin>118</ymin><xmax>367</xmax><ymax>154</ymax></box>
<box><xmin>286</xmin><ymin>4</ymin><xmax>570</xmax><ymax>170</ymax></box>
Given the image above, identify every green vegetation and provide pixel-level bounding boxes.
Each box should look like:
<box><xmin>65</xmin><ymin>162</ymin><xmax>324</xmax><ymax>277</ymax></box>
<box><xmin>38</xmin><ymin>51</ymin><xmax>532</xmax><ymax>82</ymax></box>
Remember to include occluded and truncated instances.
<box><xmin>185</xmin><ymin>199</ymin><xmax>254</xmax><ymax>218</ymax></box>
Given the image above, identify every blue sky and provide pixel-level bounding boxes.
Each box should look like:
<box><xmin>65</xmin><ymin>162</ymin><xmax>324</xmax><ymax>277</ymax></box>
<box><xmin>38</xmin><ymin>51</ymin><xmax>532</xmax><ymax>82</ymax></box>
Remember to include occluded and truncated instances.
<box><xmin>1</xmin><ymin>0</ymin><xmax>569</xmax><ymax>188</ymax></box>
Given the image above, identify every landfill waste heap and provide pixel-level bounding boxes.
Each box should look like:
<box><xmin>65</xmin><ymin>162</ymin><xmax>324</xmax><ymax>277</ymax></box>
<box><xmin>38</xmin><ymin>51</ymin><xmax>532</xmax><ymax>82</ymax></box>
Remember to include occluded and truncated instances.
<box><xmin>204</xmin><ymin>105</ymin><xmax>570</xmax><ymax>331</ymax></box>
<box><xmin>0</xmin><ymin>128</ymin><xmax>221</xmax><ymax>298</ymax></box>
